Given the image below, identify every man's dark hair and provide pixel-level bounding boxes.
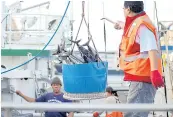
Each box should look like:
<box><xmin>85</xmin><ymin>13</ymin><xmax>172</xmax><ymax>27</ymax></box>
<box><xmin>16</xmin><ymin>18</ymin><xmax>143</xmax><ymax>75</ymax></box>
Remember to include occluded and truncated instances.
<box><xmin>124</xmin><ymin>1</ymin><xmax>144</xmax><ymax>13</ymax></box>
<box><xmin>106</xmin><ymin>86</ymin><xmax>118</xmax><ymax>97</ymax></box>
<box><xmin>106</xmin><ymin>86</ymin><xmax>113</xmax><ymax>93</ymax></box>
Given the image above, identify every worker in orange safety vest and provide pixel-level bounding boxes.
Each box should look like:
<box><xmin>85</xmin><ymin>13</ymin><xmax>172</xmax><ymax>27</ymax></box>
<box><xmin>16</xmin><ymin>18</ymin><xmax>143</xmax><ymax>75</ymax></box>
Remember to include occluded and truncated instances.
<box><xmin>112</xmin><ymin>1</ymin><xmax>164</xmax><ymax>117</ymax></box>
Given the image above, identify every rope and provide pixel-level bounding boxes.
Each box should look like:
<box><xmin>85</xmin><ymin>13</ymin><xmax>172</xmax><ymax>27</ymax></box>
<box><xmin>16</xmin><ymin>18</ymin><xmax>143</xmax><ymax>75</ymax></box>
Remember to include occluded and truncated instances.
<box><xmin>83</xmin><ymin>12</ymin><xmax>106</xmax><ymax>66</ymax></box>
<box><xmin>1</xmin><ymin>10</ymin><xmax>9</xmax><ymax>23</ymax></box>
<box><xmin>70</xmin><ymin>17</ymin><xmax>84</xmax><ymax>54</ymax></box>
<box><xmin>1</xmin><ymin>1</ymin><xmax>71</xmax><ymax>74</ymax></box>
<box><xmin>87</xmin><ymin>1</ymin><xmax>90</xmax><ymax>41</ymax></box>
<box><xmin>70</xmin><ymin>1</ymin><xmax>86</xmax><ymax>54</ymax></box>
<box><xmin>69</xmin><ymin>1</ymin><xmax>106</xmax><ymax>69</ymax></box>
<box><xmin>102</xmin><ymin>2</ymin><xmax>107</xmax><ymax>61</ymax></box>
<box><xmin>83</xmin><ymin>18</ymin><xmax>98</xmax><ymax>52</ymax></box>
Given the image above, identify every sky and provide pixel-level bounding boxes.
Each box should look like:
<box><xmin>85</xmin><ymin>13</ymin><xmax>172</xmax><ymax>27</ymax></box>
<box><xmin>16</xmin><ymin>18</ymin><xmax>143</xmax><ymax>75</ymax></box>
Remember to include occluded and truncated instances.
<box><xmin>1</xmin><ymin>0</ymin><xmax>173</xmax><ymax>51</ymax></box>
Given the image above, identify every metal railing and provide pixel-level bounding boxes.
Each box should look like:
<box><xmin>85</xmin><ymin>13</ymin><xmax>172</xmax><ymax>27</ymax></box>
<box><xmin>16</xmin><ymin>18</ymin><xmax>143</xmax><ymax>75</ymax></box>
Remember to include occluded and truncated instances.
<box><xmin>1</xmin><ymin>13</ymin><xmax>71</xmax><ymax>47</ymax></box>
<box><xmin>2</xmin><ymin>103</ymin><xmax>173</xmax><ymax>112</ymax></box>
<box><xmin>1</xmin><ymin>103</ymin><xmax>173</xmax><ymax>117</ymax></box>
<box><xmin>2</xmin><ymin>103</ymin><xmax>173</xmax><ymax>117</ymax></box>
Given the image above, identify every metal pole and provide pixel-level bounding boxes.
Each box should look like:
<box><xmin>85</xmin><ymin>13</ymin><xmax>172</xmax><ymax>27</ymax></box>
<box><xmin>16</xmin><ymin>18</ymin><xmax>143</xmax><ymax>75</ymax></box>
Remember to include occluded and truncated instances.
<box><xmin>9</xmin><ymin>13</ymin><xmax>11</xmax><ymax>46</ymax></box>
<box><xmin>4</xmin><ymin>109</ymin><xmax>12</xmax><ymax>117</ymax></box>
<box><xmin>1</xmin><ymin>1</ymin><xmax>6</xmax><ymax>48</ymax></box>
<box><xmin>154</xmin><ymin>1</ymin><xmax>170</xmax><ymax>117</ymax></box>
<box><xmin>21</xmin><ymin>1</ymin><xmax>50</xmax><ymax>12</ymax></box>
<box><xmin>1</xmin><ymin>103</ymin><xmax>173</xmax><ymax>112</ymax></box>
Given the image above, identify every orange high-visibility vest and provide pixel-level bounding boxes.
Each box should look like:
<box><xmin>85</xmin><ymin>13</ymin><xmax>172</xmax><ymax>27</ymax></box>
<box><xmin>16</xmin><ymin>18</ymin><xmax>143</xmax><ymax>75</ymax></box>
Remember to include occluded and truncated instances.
<box><xmin>106</xmin><ymin>112</ymin><xmax>123</xmax><ymax>117</ymax></box>
<box><xmin>119</xmin><ymin>14</ymin><xmax>162</xmax><ymax>82</ymax></box>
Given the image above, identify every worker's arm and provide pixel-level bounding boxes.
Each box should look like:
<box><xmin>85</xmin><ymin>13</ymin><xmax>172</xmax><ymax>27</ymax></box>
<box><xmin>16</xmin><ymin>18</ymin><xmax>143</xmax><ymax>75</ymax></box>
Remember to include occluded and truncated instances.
<box><xmin>16</xmin><ymin>90</ymin><xmax>46</xmax><ymax>102</ymax></box>
<box><xmin>149</xmin><ymin>50</ymin><xmax>164</xmax><ymax>88</ymax></box>
<box><xmin>138</xmin><ymin>25</ymin><xmax>164</xmax><ymax>88</ymax></box>
<box><xmin>16</xmin><ymin>90</ymin><xmax>35</xmax><ymax>102</ymax></box>
<box><xmin>67</xmin><ymin>112</ymin><xmax>74</xmax><ymax>117</ymax></box>
<box><xmin>138</xmin><ymin>24</ymin><xmax>159</xmax><ymax>70</ymax></box>
<box><xmin>149</xmin><ymin>50</ymin><xmax>158</xmax><ymax>71</ymax></box>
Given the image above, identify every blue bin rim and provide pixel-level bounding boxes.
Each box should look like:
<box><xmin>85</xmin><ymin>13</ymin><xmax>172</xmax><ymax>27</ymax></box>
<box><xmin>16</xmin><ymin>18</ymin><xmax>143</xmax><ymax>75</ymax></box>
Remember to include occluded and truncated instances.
<box><xmin>62</xmin><ymin>61</ymin><xmax>108</xmax><ymax>67</ymax></box>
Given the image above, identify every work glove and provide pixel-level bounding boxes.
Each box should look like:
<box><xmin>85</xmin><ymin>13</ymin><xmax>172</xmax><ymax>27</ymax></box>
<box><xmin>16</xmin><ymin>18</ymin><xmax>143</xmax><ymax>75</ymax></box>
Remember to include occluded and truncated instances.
<box><xmin>151</xmin><ymin>70</ymin><xmax>164</xmax><ymax>89</ymax></box>
<box><xmin>93</xmin><ymin>112</ymin><xmax>99</xmax><ymax>117</ymax></box>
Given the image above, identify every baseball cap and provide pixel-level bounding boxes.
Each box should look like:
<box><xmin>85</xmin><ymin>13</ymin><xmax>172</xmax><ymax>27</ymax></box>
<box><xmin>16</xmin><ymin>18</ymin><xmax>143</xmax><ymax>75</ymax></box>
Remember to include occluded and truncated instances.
<box><xmin>51</xmin><ymin>77</ymin><xmax>62</xmax><ymax>86</ymax></box>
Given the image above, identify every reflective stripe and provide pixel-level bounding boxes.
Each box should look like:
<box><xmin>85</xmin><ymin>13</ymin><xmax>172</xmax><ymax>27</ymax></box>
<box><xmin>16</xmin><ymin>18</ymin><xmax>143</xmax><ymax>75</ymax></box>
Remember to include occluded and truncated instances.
<box><xmin>123</xmin><ymin>53</ymin><xmax>148</xmax><ymax>62</ymax></box>
<box><xmin>122</xmin><ymin>53</ymin><xmax>161</xmax><ymax>62</ymax></box>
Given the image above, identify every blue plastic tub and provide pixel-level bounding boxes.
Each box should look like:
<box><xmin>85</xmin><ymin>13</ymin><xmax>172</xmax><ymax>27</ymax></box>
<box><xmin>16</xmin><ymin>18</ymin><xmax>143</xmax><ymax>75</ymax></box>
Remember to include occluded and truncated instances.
<box><xmin>62</xmin><ymin>62</ymin><xmax>108</xmax><ymax>93</ymax></box>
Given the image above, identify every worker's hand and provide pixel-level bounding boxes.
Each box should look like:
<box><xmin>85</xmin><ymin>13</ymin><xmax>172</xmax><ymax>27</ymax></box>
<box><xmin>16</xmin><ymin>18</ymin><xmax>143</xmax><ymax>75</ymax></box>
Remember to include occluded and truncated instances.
<box><xmin>16</xmin><ymin>90</ymin><xmax>22</xmax><ymax>96</ymax></box>
<box><xmin>93</xmin><ymin>112</ymin><xmax>99</xmax><ymax>117</ymax></box>
<box><xmin>114</xmin><ymin>21</ymin><xmax>124</xmax><ymax>30</ymax></box>
<box><xmin>151</xmin><ymin>70</ymin><xmax>164</xmax><ymax>89</ymax></box>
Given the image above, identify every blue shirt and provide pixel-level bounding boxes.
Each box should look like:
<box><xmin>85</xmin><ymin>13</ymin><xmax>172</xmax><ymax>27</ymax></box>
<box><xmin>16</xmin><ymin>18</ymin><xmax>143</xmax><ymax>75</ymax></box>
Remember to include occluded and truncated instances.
<box><xmin>35</xmin><ymin>92</ymin><xmax>72</xmax><ymax>117</ymax></box>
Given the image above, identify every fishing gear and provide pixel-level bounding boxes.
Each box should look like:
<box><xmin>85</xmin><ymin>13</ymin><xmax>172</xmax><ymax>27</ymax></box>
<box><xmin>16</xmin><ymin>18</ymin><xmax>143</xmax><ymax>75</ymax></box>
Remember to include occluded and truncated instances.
<box><xmin>61</xmin><ymin>1</ymin><xmax>108</xmax><ymax>100</ymax></box>
<box><xmin>53</xmin><ymin>1</ymin><xmax>104</xmax><ymax>65</ymax></box>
